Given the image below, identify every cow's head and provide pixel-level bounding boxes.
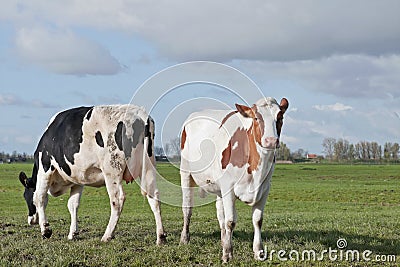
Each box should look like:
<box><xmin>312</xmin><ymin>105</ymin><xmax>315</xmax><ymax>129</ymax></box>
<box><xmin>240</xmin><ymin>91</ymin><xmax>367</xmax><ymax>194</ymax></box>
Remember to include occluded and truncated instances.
<box><xmin>19</xmin><ymin>172</ymin><xmax>38</xmax><ymax>225</ymax></box>
<box><xmin>235</xmin><ymin>97</ymin><xmax>289</xmax><ymax>149</ymax></box>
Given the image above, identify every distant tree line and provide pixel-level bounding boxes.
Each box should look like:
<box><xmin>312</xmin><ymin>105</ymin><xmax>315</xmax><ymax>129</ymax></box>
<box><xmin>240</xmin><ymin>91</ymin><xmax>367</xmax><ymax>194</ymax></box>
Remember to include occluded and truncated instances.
<box><xmin>0</xmin><ymin>151</ymin><xmax>33</xmax><ymax>163</ymax></box>
<box><xmin>275</xmin><ymin>143</ymin><xmax>312</xmax><ymax>162</ymax></box>
<box><xmin>322</xmin><ymin>137</ymin><xmax>399</xmax><ymax>163</ymax></box>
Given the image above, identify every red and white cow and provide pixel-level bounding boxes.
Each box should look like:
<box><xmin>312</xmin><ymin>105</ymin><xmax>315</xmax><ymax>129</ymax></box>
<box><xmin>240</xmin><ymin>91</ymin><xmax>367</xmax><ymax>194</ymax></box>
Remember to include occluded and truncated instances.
<box><xmin>179</xmin><ymin>97</ymin><xmax>288</xmax><ymax>262</ymax></box>
<box><xmin>19</xmin><ymin>105</ymin><xmax>166</xmax><ymax>244</ymax></box>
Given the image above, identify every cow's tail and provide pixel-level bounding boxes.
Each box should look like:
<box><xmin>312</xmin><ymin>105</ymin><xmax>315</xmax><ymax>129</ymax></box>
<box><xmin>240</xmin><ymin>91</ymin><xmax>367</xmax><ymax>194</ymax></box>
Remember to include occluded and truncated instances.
<box><xmin>141</xmin><ymin>116</ymin><xmax>156</xmax><ymax>197</ymax></box>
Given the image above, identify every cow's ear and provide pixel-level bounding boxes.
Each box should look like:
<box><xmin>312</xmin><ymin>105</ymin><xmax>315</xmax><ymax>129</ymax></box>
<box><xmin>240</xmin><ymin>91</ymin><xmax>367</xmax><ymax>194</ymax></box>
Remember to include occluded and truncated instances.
<box><xmin>235</xmin><ymin>104</ymin><xmax>255</xmax><ymax>118</ymax></box>
<box><xmin>280</xmin><ymin>98</ymin><xmax>289</xmax><ymax>114</ymax></box>
<box><xmin>19</xmin><ymin>172</ymin><xmax>28</xmax><ymax>188</ymax></box>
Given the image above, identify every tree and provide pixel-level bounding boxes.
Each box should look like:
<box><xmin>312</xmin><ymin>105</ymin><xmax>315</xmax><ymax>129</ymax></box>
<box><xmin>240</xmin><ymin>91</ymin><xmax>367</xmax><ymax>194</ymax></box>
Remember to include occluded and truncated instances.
<box><xmin>348</xmin><ymin>144</ymin><xmax>355</xmax><ymax>161</ymax></box>
<box><xmin>370</xmin><ymin>142</ymin><xmax>381</xmax><ymax>160</ymax></box>
<box><xmin>291</xmin><ymin>148</ymin><xmax>307</xmax><ymax>160</ymax></box>
<box><xmin>384</xmin><ymin>142</ymin><xmax>392</xmax><ymax>160</ymax></box>
<box><xmin>166</xmin><ymin>137</ymin><xmax>181</xmax><ymax>157</ymax></box>
<box><xmin>322</xmin><ymin>138</ymin><xmax>336</xmax><ymax>161</ymax></box>
<box><xmin>276</xmin><ymin>142</ymin><xmax>291</xmax><ymax>161</ymax></box>
<box><xmin>334</xmin><ymin>138</ymin><xmax>349</xmax><ymax>161</ymax></box>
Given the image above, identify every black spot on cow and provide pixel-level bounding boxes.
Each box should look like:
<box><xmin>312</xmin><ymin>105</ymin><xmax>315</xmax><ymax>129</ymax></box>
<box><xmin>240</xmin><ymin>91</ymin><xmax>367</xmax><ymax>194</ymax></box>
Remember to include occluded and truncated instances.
<box><xmin>34</xmin><ymin>106</ymin><xmax>93</xmax><ymax>178</ymax></box>
<box><xmin>114</xmin><ymin>119</ymin><xmax>145</xmax><ymax>159</ymax></box>
<box><xmin>85</xmin><ymin>107</ymin><xmax>93</xmax><ymax>121</ymax></box>
<box><xmin>132</xmin><ymin>119</ymin><xmax>144</xmax><ymax>148</ymax></box>
<box><xmin>95</xmin><ymin>131</ymin><xmax>104</xmax><ymax>148</ymax></box>
<box><xmin>145</xmin><ymin>117</ymin><xmax>154</xmax><ymax>157</ymax></box>
<box><xmin>115</xmin><ymin>121</ymin><xmax>124</xmax><ymax>151</ymax></box>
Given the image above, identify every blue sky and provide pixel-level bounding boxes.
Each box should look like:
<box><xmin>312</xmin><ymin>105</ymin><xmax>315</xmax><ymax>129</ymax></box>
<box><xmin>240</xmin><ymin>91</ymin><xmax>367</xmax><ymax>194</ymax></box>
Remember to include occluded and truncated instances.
<box><xmin>1</xmin><ymin>1</ymin><xmax>400</xmax><ymax>155</ymax></box>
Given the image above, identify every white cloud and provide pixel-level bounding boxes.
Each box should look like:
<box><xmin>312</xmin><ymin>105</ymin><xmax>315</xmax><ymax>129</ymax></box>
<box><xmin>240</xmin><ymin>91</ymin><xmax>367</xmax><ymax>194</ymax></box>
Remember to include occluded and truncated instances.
<box><xmin>2</xmin><ymin>1</ymin><xmax>400</xmax><ymax>61</ymax></box>
<box><xmin>240</xmin><ymin>54</ymin><xmax>400</xmax><ymax>99</ymax></box>
<box><xmin>0</xmin><ymin>93</ymin><xmax>59</xmax><ymax>109</ymax></box>
<box><xmin>15</xmin><ymin>27</ymin><xmax>122</xmax><ymax>75</ymax></box>
<box><xmin>0</xmin><ymin>94</ymin><xmax>22</xmax><ymax>105</ymax></box>
<box><xmin>313</xmin><ymin>103</ymin><xmax>353</xmax><ymax>112</ymax></box>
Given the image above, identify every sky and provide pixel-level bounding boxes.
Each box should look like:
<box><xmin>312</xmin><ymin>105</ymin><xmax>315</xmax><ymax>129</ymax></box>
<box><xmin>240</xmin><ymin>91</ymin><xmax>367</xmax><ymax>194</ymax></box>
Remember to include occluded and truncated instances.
<box><xmin>0</xmin><ymin>0</ymin><xmax>400</xmax><ymax>155</ymax></box>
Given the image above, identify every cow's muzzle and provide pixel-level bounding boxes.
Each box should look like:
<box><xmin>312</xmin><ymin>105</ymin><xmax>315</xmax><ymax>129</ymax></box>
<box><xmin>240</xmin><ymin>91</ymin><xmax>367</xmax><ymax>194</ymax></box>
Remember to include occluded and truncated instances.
<box><xmin>264</xmin><ymin>137</ymin><xmax>279</xmax><ymax>149</ymax></box>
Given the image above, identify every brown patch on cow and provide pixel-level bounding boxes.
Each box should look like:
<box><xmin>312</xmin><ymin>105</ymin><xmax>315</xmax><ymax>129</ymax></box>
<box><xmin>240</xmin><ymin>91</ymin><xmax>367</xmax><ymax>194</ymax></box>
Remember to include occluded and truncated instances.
<box><xmin>246</xmin><ymin>123</ymin><xmax>261</xmax><ymax>173</ymax></box>
<box><xmin>221</xmin><ymin>128</ymin><xmax>248</xmax><ymax>169</ymax></box>
<box><xmin>221</xmin><ymin>126</ymin><xmax>260</xmax><ymax>174</ymax></box>
<box><xmin>221</xmin><ymin>139</ymin><xmax>232</xmax><ymax>169</ymax></box>
<box><xmin>251</xmin><ymin>105</ymin><xmax>264</xmax><ymax>145</ymax></box>
<box><xmin>219</xmin><ymin>110</ymin><xmax>238</xmax><ymax>128</ymax></box>
<box><xmin>280</xmin><ymin>98</ymin><xmax>289</xmax><ymax>113</ymax></box>
<box><xmin>276</xmin><ymin>98</ymin><xmax>289</xmax><ymax>137</ymax></box>
<box><xmin>235</xmin><ymin>104</ymin><xmax>254</xmax><ymax>118</ymax></box>
<box><xmin>276</xmin><ymin>111</ymin><xmax>283</xmax><ymax>137</ymax></box>
<box><xmin>181</xmin><ymin>127</ymin><xmax>187</xmax><ymax>150</ymax></box>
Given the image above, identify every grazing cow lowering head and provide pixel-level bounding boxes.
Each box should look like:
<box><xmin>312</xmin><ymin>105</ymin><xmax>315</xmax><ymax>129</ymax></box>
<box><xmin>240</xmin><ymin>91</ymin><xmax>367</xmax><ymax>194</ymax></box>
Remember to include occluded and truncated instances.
<box><xmin>180</xmin><ymin>97</ymin><xmax>289</xmax><ymax>262</ymax></box>
<box><xmin>19</xmin><ymin>172</ymin><xmax>38</xmax><ymax>225</ymax></box>
<box><xmin>18</xmin><ymin>105</ymin><xmax>166</xmax><ymax>244</ymax></box>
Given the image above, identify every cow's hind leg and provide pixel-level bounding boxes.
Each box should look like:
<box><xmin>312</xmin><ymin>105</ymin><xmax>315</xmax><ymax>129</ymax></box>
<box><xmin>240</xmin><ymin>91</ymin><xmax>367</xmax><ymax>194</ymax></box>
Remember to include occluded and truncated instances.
<box><xmin>102</xmin><ymin>177</ymin><xmax>125</xmax><ymax>242</ymax></box>
<box><xmin>146</xmin><ymin>190</ymin><xmax>166</xmax><ymax>245</ymax></box>
<box><xmin>141</xmin><ymin>160</ymin><xmax>166</xmax><ymax>245</ymax></box>
<box><xmin>180</xmin><ymin>171</ymin><xmax>195</xmax><ymax>244</ymax></box>
<box><xmin>67</xmin><ymin>185</ymin><xmax>84</xmax><ymax>240</ymax></box>
<box><xmin>34</xmin><ymin>172</ymin><xmax>52</xmax><ymax>239</ymax></box>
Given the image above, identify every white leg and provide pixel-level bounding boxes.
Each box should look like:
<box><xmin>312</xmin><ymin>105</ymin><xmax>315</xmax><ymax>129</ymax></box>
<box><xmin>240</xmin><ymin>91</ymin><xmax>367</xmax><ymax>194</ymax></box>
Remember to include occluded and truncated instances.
<box><xmin>221</xmin><ymin>190</ymin><xmax>237</xmax><ymax>263</ymax></box>
<box><xmin>146</xmin><ymin>191</ymin><xmax>166</xmax><ymax>245</ymax></box>
<box><xmin>252</xmin><ymin>194</ymin><xmax>268</xmax><ymax>260</ymax></box>
<box><xmin>101</xmin><ymin>177</ymin><xmax>125</xmax><ymax>242</ymax></box>
<box><xmin>216</xmin><ymin>196</ymin><xmax>225</xmax><ymax>245</ymax></box>
<box><xmin>180</xmin><ymin>171</ymin><xmax>194</xmax><ymax>244</ymax></box>
<box><xmin>67</xmin><ymin>185</ymin><xmax>84</xmax><ymax>240</ymax></box>
<box><xmin>141</xmin><ymin>159</ymin><xmax>166</xmax><ymax>245</ymax></box>
<box><xmin>33</xmin><ymin>174</ymin><xmax>52</xmax><ymax>239</ymax></box>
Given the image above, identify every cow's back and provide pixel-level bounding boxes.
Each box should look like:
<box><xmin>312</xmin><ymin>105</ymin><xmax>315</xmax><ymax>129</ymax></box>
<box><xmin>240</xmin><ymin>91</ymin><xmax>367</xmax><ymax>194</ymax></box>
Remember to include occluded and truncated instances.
<box><xmin>35</xmin><ymin>106</ymin><xmax>94</xmax><ymax>177</ymax></box>
<box><xmin>35</xmin><ymin>105</ymin><xmax>150</xmax><ymax>187</ymax></box>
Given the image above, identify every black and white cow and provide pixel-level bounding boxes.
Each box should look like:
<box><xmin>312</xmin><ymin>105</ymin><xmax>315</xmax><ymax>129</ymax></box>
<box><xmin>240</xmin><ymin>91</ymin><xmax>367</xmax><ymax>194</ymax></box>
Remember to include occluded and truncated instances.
<box><xmin>19</xmin><ymin>105</ymin><xmax>166</xmax><ymax>244</ymax></box>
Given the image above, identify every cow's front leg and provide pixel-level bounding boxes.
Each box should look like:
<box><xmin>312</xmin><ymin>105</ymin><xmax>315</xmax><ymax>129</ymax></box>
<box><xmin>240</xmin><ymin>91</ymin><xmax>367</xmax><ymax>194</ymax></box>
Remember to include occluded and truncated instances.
<box><xmin>221</xmin><ymin>190</ymin><xmax>237</xmax><ymax>263</ymax></box>
<box><xmin>216</xmin><ymin>196</ymin><xmax>225</xmax><ymax>245</ymax></box>
<box><xmin>67</xmin><ymin>185</ymin><xmax>84</xmax><ymax>240</ymax></box>
<box><xmin>102</xmin><ymin>177</ymin><xmax>125</xmax><ymax>242</ymax></box>
<box><xmin>33</xmin><ymin>174</ymin><xmax>51</xmax><ymax>239</ymax></box>
<box><xmin>252</xmin><ymin>194</ymin><xmax>268</xmax><ymax>260</ymax></box>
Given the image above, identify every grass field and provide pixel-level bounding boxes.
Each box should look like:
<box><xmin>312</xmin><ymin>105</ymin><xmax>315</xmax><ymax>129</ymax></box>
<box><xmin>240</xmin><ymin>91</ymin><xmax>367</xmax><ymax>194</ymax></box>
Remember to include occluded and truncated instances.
<box><xmin>0</xmin><ymin>163</ymin><xmax>399</xmax><ymax>266</ymax></box>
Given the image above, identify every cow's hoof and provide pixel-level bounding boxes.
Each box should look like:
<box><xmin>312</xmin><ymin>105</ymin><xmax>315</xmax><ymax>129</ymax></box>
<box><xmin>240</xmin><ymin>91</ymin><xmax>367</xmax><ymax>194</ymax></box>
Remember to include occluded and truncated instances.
<box><xmin>222</xmin><ymin>252</ymin><xmax>233</xmax><ymax>263</ymax></box>
<box><xmin>180</xmin><ymin>233</ymin><xmax>190</xmax><ymax>244</ymax></box>
<box><xmin>101</xmin><ymin>235</ymin><xmax>113</xmax><ymax>242</ymax></box>
<box><xmin>42</xmin><ymin>228</ymin><xmax>52</xmax><ymax>239</ymax></box>
<box><xmin>157</xmin><ymin>233</ymin><xmax>167</xmax><ymax>245</ymax></box>
<box><xmin>255</xmin><ymin>250</ymin><xmax>266</xmax><ymax>261</ymax></box>
<box><xmin>68</xmin><ymin>231</ymin><xmax>79</xmax><ymax>240</ymax></box>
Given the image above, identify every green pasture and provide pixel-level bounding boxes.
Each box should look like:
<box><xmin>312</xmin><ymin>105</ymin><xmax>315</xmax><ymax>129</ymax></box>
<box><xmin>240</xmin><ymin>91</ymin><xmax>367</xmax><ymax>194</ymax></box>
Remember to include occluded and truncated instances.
<box><xmin>0</xmin><ymin>163</ymin><xmax>399</xmax><ymax>266</ymax></box>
